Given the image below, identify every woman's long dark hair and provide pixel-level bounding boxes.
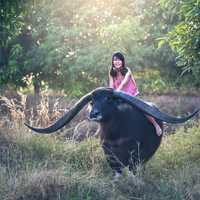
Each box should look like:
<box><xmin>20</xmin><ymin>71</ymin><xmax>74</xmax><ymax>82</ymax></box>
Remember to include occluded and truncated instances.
<box><xmin>110</xmin><ymin>52</ymin><xmax>128</xmax><ymax>77</ymax></box>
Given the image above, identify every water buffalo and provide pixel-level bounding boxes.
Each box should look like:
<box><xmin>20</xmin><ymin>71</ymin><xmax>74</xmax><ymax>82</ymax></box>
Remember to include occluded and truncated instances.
<box><xmin>25</xmin><ymin>87</ymin><xmax>199</xmax><ymax>176</ymax></box>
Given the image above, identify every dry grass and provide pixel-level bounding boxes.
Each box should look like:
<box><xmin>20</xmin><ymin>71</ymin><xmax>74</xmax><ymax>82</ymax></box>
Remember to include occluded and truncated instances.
<box><xmin>0</xmin><ymin>93</ymin><xmax>200</xmax><ymax>200</ymax></box>
<box><xmin>0</xmin><ymin>120</ymin><xmax>200</xmax><ymax>199</ymax></box>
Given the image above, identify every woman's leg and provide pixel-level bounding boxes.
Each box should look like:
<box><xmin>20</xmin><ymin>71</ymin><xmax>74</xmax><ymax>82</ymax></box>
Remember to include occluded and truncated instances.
<box><xmin>133</xmin><ymin>96</ymin><xmax>162</xmax><ymax>136</ymax></box>
<box><xmin>145</xmin><ymin>115</ymin><xmax>162</xmax><ymax>136</ymax></box>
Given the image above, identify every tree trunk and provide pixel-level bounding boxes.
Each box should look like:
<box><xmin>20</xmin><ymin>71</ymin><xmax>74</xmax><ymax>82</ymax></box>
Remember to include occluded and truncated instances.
<box><xmin>0</xmin><ymin>47</ymin><xmax>7</xmax><ymax>67</ymax></box>
<box><xmin>25</xmin><ymin>82</ymin><xmax>41</xmax><ymax>122</ymax></box>
<box><xmin>34</xmin><ymin>82</ymin><xmax>40</xmax><ymax>97</ymax></box>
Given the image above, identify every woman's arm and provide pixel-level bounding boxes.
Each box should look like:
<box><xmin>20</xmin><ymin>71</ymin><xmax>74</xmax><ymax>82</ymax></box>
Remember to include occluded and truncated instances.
<box><xmin>109</xmin><ymin>73</ymin><xmax>114</xmax><ymax>88</ymax></box>
<box><xmin>117</xmin><ymin>68</ymin><xmax>131</xmax><ymax>90</ymax></box>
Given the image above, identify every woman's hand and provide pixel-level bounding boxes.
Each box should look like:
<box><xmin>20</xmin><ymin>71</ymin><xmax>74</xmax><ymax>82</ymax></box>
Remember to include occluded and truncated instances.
<box><xmin>117</xmin><ymin>68</ymin><xmax>131</xmax><ymax>90</ymax></box>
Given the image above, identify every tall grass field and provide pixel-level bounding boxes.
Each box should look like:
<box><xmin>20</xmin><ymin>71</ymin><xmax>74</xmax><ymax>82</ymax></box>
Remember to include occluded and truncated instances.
<box><xmin>0</xmin><ymin>119</ymin><xmax>200</xmax><ymax>200</ymax></box>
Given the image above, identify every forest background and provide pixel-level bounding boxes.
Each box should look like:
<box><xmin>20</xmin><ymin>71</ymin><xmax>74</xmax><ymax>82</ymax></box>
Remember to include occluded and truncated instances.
<box><xmin>1</xmin><ymin>0</ymin><xmax>200</xmax><ymax>97</ymax></box>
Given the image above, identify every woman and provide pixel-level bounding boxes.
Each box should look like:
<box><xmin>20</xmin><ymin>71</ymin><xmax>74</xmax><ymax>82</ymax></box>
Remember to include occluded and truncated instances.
<box><xmin>109</xmin><ymin>52</ymin><xmax>162</xmax><ymax>136</ymax></box>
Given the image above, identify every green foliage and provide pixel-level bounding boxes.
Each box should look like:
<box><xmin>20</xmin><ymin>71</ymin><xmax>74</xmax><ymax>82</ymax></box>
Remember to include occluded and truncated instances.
<box><xmin>0</xmin><ymin>0</ymin><xmax>28</xmax><ymax>87</ymax></box>
<box><xmin>0</xmin><ymin>0</ymin><xmax>27</xmax><ymax>45</ymax></box>
<box><xmin>1</xmin><ymin>0</ymin><xmax>182</xmax><ymax>96</ymax></box>
<box><xmin>1</xmin><ymin>0</ymin><xmax>199</xmax><ymax>95</ymax></box>
<box><xmin>159</xmin><ymin>0</ymin><xmax>200</xmax><ymax>87</ymax></box>
<box><xmin>98</xmin><ymin>0</ymin><xmax>177</xmax><ymax>69</ymax></box>
<box><xmin>136</xmin><ymin>69</ymin><xmax>168</xmax><ymax>94</ymax></box>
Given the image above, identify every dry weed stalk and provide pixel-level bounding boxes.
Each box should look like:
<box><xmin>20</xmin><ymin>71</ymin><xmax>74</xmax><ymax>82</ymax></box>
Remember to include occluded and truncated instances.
<box><xmin>0</xmin><ymin>96</ymin><xmax>25</xmax><ymax>129</ymax></box>
<box><xmin>0</xmin><ymin>94</ymin><xmax>65</xmax><ymax>130</ymax></box>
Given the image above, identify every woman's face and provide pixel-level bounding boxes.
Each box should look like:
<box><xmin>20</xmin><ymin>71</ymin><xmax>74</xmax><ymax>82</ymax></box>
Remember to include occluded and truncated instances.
<box><xmin>113</xmin><ymin>56</ymin><xmax>123</xmax><ymax>69</ymax></box>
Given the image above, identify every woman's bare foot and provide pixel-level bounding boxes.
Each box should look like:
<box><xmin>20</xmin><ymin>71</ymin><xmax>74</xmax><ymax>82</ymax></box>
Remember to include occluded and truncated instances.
<box><xmin>154</xmin><ymin>123</ymin><xmax>162</xmax><ymax>136</ymax></box>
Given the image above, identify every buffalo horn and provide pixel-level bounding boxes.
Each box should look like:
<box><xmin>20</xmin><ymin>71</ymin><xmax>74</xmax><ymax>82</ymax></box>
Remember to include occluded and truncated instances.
<box><xmin>113</xmin><ymin>90</ymin><xmax>199</xmax><ymax>123</ymax></box>
<box><xmin>25</xmin><ymin>92</ymin><xmax>92</xmax><ymax>133</ymax></box>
